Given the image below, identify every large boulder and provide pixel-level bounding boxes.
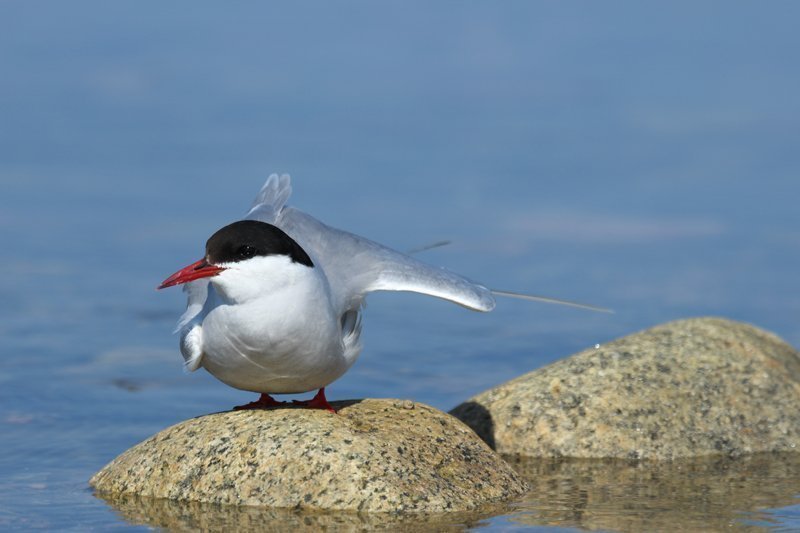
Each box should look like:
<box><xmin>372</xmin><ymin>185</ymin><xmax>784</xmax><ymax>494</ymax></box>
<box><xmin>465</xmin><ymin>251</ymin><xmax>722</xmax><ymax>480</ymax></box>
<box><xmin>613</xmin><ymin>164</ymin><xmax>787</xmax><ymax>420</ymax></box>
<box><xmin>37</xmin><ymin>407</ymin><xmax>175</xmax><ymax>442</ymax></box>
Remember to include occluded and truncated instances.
<box><xmin>91</xmin><ymin>399</ymin><xmax>527</xmax><ymax>513</ymax></box>
<box><xmin>451</xmin><ymin>318</ymin><xmax>800</xmax><ymax>459</ymax></box>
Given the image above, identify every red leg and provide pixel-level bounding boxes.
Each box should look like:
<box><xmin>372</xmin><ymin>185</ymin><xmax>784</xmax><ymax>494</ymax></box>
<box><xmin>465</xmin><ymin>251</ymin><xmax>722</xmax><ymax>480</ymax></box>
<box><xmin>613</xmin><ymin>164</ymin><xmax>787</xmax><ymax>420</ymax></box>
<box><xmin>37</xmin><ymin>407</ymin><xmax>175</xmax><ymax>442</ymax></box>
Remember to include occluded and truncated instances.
<box><xmin>234</xmin><ymin>393</ymin><xmax>285</xmax><ymax>410</ymax></box>
<box><xmin>291</xmin><ymin>388</ymin><xmax>336</xmax><ymax>413</ymax></box>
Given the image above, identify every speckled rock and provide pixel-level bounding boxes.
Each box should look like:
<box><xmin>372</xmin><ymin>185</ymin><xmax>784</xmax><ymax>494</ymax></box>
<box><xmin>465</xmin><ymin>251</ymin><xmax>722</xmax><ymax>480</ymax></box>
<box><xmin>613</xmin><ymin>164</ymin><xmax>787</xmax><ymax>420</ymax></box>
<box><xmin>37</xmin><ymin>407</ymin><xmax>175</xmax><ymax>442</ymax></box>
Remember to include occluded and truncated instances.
<box><xmin>451</xmin><ymin>318</ymin><xmax>800</xmax><ymax>459</ymax></box>
<box><xmin>90</xmin><ymin>399</ymin><xmax>527</xmax><ymax>512</ymax></box>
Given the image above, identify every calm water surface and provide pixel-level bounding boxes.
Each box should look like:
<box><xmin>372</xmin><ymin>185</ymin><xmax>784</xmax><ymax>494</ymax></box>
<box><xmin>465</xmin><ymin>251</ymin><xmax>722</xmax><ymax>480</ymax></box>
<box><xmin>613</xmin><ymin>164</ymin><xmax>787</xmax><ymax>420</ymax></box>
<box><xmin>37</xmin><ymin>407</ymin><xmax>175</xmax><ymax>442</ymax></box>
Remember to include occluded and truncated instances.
<box><xmin>1</xmin><ymin>2</ymin><xmax>799</xmax><ymax>531</ymax></box>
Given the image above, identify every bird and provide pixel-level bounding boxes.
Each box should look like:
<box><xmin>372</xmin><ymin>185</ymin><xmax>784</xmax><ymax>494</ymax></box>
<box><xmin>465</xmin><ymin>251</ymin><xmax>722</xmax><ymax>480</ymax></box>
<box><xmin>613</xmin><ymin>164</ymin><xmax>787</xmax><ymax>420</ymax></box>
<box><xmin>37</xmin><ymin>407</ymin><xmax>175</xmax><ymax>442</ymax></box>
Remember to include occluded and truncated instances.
<box><xmin>159</xmin><ymin>174</ymin><xmax>608</xmax><ymax>412</ymax></box>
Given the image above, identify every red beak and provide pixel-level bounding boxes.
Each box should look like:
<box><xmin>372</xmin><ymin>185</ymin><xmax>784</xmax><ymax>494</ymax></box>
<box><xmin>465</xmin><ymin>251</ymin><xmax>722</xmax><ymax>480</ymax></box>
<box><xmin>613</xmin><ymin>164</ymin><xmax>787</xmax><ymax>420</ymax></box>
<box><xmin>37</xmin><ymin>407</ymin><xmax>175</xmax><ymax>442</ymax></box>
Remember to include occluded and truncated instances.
<box><xmin>158</xmin><ymin>259</ymin><xmax>225</xmax><ymax>290</ymax></box>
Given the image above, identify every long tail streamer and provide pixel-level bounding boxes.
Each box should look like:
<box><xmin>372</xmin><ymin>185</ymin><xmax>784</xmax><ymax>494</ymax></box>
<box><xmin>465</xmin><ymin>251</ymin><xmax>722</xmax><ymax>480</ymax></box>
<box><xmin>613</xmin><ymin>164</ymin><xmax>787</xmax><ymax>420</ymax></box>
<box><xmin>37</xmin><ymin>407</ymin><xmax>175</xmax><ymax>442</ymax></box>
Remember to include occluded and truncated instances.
<box><xmin>491</xmin><ymin>289</ymin><xmax>613</xmax><ymax>313</ymax></box>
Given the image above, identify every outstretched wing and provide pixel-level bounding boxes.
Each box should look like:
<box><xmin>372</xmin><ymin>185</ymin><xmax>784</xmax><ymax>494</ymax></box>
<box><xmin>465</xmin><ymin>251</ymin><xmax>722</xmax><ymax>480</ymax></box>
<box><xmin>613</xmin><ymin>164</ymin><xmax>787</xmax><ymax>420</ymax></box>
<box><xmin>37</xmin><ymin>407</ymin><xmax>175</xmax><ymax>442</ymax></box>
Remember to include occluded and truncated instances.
<box><xmin>272</xmin><ymin>207</ymin><xmax>496</xmax><ymax>313</ymax></box>
<box><xmin>239</xmin><ymin>174</ymin><xmax>494</xmax><ymax>313</ymax></box>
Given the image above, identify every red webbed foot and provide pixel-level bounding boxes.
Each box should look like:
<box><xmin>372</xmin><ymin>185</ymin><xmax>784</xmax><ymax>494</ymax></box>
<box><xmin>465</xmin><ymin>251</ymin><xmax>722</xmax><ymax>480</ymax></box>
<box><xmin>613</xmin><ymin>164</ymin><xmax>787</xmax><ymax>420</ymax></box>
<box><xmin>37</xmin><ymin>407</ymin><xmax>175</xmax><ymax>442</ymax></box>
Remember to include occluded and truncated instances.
<box><xmin>233</xmin><ymin>393</ymin><xmax>285</xmax><ymax>410</ymax></box>
<box><xmin>291</xmin><ymin>388</ymin><xmax>337</xmax><ymax>413</ymax></box>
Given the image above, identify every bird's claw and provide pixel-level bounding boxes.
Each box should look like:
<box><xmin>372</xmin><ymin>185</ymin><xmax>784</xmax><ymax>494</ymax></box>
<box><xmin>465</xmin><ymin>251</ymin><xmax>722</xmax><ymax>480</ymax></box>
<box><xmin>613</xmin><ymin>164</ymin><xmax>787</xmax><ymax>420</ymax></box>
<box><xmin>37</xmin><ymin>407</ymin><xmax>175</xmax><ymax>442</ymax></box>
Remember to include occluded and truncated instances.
<box><xmin>234</xmin><ymin>389</ymin><xmax>337</xmax><ymax>413</ymax></box>
<box><xmin>295</xmin><ymin>388</ymin><xmax>337</xmax><ymax>413</ymax></box>
<box><xmin>233</xmin><ymin>393</ymin><xmax>285</xmax><ymax>410</ymax></box>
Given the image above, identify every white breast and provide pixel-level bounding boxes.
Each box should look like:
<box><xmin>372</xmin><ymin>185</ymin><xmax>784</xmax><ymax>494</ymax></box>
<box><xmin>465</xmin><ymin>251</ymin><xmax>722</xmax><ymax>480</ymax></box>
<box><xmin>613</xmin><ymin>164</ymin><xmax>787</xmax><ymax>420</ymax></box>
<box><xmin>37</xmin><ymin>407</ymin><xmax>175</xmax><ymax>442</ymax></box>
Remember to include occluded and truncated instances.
<box><xmin>197</xmin><ymin>256</ymin><xmax>356</xmax><ymax>394</ymax></box>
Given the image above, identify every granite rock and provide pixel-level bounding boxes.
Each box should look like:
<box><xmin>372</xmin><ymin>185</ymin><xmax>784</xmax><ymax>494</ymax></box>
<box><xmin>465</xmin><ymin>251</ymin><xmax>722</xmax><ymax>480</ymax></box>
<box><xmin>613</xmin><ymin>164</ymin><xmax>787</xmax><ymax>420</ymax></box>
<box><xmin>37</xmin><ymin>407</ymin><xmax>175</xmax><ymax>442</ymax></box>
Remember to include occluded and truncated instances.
<box><xmin>451</xmin><ymin>318</ymin><xmax>800</xmax><ymax>459</ymax></box>
<box><xmin>90</xmin><ymin>399</ymin><xmax>527</xmax><ymax>512</ymax></box>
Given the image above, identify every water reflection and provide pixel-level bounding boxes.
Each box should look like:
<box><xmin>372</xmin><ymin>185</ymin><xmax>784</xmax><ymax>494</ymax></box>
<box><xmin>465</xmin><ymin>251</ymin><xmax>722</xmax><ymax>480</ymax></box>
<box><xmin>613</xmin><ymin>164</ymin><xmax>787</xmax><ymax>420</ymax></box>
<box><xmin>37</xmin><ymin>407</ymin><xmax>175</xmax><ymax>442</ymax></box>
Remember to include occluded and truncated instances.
<box><xmin>96</xmin><ymin>453</ymin><xmax>800</xmax><ymax>532</ymax></box>
<box><xmin>97</xmin><ymin>493</ymin><xmax>509</xmax><ymax>532</ymax></box>
<box><xmin>506</xmin><ymin>453</ymin><xmax>800</xmax><ymax>531</ymax></box>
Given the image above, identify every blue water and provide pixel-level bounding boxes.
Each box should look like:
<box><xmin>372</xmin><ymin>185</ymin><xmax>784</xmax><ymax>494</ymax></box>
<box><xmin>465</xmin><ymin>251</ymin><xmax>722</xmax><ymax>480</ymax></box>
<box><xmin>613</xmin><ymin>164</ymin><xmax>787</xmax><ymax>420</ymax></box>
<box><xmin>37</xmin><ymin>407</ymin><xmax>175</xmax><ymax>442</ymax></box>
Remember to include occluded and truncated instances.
<box><xmin>2</xmin><ymin>2</ymin><xmax>799</xmax><ymax>530</ymax></box>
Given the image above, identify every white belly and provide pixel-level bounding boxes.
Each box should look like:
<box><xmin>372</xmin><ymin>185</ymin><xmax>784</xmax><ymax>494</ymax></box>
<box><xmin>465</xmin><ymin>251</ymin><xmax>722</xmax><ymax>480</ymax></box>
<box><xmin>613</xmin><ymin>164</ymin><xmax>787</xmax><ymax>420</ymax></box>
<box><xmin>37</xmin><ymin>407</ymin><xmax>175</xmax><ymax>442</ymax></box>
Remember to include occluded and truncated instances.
<box><xmin>199</xmin><ymin>300</ymin><xmax>349</xmax><ymax>394</ymax></box>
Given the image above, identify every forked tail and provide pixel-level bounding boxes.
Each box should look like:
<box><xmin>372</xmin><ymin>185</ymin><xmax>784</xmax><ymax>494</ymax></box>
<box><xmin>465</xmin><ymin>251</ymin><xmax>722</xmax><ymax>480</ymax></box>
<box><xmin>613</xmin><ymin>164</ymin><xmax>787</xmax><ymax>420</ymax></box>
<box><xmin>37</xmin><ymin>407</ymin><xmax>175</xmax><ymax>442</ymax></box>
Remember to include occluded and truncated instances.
<box><xmin>491</xmin><ymin>289</ymin><xmax>613</xmax><ymax>313</ymax></box>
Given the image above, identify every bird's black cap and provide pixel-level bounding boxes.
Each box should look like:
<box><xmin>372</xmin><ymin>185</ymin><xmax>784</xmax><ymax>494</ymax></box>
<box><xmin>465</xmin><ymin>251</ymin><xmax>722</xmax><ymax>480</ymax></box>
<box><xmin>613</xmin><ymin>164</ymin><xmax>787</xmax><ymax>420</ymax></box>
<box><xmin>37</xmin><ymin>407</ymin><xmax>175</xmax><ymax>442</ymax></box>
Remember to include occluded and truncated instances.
<box><xmin>206</xmin><ymin>220</ymin><xmax>313</xmax><ymax>267</ymax></box>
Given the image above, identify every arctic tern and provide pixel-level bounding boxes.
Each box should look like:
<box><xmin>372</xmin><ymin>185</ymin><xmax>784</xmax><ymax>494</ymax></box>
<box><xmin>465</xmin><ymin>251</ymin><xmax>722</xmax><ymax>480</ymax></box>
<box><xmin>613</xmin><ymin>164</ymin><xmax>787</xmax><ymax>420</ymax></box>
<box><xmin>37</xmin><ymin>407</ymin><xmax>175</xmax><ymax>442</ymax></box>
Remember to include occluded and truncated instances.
<box><xmin>159</xmin><ymin>174</ymin><xmax>608</xmax><ymax>412</ymax></box>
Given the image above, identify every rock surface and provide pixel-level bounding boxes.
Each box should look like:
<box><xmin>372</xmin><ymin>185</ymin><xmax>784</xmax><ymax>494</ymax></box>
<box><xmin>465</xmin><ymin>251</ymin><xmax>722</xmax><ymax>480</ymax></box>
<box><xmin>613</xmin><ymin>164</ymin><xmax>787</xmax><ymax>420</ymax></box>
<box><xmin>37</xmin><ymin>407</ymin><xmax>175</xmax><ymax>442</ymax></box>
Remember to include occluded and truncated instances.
<box><xmin>451</xmin><ymin>317</ymin><xmax>800</xmax><ymax>459</ymax></box>
<box><xmin>91</xmin><ymin>399</ymin><xmax>527</xmax><ymax>512</ymax></box>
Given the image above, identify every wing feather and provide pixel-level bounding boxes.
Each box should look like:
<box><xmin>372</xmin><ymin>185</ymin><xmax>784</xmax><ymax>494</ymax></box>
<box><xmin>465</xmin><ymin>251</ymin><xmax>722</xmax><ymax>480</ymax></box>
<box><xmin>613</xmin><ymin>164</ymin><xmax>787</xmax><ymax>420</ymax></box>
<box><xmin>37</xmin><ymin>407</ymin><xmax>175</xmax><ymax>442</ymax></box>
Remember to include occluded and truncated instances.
<box><xmin>175</xmin><ymin>280</ymin><xmax>209</xmax><ymax>333</ymax></box>
<box><xmin>244</xmin><ymin>173</ymin><xmax>292</xmax><ymax>224</ymax></box>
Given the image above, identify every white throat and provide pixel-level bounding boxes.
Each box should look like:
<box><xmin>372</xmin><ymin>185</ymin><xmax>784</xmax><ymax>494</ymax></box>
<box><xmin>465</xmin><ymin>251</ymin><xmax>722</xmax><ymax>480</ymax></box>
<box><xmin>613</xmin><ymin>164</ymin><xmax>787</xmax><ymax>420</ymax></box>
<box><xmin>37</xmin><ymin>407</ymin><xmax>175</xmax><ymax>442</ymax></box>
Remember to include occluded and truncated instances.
<box><xmin>210</xmin><ymin>254</ymin><xmax>318</xmax><ymax>304</ymax></box>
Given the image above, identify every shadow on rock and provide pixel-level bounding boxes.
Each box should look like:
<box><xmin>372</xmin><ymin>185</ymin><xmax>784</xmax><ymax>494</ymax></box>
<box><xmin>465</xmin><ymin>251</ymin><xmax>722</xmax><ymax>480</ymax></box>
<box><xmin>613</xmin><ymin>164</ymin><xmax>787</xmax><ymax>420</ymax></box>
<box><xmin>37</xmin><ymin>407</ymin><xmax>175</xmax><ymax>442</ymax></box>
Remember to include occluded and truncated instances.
<box><xmin>205</xmin><ymin>398</ymin><xmax>366</xmax><ymax>417</ymax></box>
<box><xmin>448</xmin><ymin>401</ymin><xmax>495</xmax><ymax>450</ymax></box>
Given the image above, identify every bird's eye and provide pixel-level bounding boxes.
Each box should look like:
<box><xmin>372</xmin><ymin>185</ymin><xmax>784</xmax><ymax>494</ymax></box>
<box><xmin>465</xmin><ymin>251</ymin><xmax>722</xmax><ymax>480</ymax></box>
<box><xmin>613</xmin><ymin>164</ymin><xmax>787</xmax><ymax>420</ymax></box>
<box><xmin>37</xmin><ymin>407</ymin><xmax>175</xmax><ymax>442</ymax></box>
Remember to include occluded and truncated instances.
<box><xmin>237</xmin><ymin>245</ymin><xmax>257</xmax><ymax>259</ymax></box>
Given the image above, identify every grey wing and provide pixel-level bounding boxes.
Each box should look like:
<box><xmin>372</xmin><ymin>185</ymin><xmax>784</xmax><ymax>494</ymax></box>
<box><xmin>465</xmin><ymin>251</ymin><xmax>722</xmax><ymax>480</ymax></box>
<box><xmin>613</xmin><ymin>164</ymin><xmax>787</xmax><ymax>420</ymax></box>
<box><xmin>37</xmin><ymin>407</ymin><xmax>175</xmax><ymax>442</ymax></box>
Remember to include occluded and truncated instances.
<box><xmin>275</xmin><ymin>207</ymin><xmax>496</xmax><ymax>313</ymax></box>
